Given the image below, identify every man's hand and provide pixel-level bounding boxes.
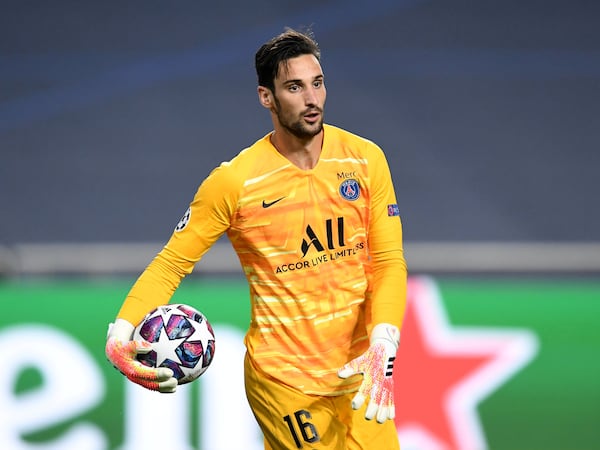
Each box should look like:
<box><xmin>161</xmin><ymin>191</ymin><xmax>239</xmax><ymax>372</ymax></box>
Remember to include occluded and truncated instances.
<box><xmin>105</xmin><ymin>318</ymin><xmax>178</xmax><ymax>393</ymax></box>
<box><xmin>338</xmin><ymin>323</ymin><xmax>400</xmax><ymax>423</ymax></box>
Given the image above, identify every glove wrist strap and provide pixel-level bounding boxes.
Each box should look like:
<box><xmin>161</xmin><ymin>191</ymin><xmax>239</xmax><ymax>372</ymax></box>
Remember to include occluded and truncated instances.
<box><xmin>370</xmin><ymin>323</ymin><xmax>400</xmax><ymax>350</ymax></box>
<box><xmin>107</xmin><ymin>318</ymin><xmax>135</xmax><ymax>341</ymax></box>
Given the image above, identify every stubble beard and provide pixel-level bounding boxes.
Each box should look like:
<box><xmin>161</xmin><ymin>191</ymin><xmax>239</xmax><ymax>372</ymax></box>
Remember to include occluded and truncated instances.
<box><xmin>273</xmin><ymin>96</ymin><xmax>324</xmax><ymax>140</ymax></box>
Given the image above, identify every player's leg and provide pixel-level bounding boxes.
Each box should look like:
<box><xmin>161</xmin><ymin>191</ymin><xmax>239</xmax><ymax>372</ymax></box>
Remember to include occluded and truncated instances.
<box><xmin>334</xmin><ymin>394</ymin><xmax>400</xmax><ymax>450</ymax></box>
<box><xmin>244</xmin><ymin>353</ymin><xmax>348</xmax><ymax>450</ymax></box>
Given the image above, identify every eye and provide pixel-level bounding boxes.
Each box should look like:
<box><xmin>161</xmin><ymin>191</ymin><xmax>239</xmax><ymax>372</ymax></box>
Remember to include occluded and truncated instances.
<box><xmin>288</xmin><ymin>84</ymin><xmax>300</xmax><ymax>92</ymax></box>
<box><xmin>313</xmin><ymin>80</ymin><xmax>323</xmax><ymax>88</ymax></box>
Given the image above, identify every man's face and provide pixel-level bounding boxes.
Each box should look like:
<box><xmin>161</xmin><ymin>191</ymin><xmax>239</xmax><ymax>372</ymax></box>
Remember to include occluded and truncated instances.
<box><xmin>270</xmin><ymin>54</ymin><xmax>326</xmax><ymax>139</ymax></box>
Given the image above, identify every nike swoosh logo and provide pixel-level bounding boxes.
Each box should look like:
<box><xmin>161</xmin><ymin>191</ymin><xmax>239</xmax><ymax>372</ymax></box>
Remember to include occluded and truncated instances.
<box><xmin>262</xmin><ymin>197</ymin><xmax>286</xmax><ymax>208</ymax></box>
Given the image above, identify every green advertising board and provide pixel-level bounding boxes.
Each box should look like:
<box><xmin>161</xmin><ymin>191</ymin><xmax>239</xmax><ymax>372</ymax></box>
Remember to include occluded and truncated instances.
<box><xmin>1</xmin><ymin>276</ymin><xmax>599</xmax><ymax>449</ymax></box>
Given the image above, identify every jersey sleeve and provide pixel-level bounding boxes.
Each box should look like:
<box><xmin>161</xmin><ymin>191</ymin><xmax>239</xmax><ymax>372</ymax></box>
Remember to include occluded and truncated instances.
<box><xmin>366</xmin><ymin>143</ymin><xmax>407</xmax><ymax>332</ymax></box>
<box><xmin>116</xmin><ymin>163</ymin><xmax>240</xmax><ymax>326</ymax></box>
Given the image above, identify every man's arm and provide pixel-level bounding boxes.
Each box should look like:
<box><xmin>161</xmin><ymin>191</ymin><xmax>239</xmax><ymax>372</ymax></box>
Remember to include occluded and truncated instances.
<box><xmin>106</xmin><ymin>163</ymin><xmax>239</xmax><ymax>391</ymax></box>
<box><xmin>338</xmin><ymin>142</ymin><xmax>407</xmax><ymax>422</ymax></box>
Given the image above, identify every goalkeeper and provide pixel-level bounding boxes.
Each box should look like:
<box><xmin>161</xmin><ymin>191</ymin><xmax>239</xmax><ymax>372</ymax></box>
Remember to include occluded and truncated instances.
<box><xmin>106</xmin><ymin>27</ymin><xmax>407</xmax><ymax>450</ymax></box>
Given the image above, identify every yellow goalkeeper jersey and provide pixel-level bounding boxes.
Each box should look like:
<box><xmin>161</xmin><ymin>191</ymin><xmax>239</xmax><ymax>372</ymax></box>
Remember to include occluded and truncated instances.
<box><xmin>118</xmin><ymin>124</ymin><xmax>407</xmax><ymax>395</ymax></box>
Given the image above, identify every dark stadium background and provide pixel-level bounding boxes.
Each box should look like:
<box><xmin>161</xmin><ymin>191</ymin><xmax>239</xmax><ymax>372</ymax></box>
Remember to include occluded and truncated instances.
<box><xmin>1</xmin><ymin>3</ymin><xmax>599</xmax><ymax>449</ymax></box>
<box><xmin>2</xmin><ymin>0</ymin><xmax>598</xmax><ymax>252</ymax></box>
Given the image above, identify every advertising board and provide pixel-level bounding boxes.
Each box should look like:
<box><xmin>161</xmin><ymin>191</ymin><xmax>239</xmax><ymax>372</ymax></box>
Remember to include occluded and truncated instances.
<box><xmin>1</xmin><ymin>276</ymin><xmax>598</xmax><ymax>449</ymax></box>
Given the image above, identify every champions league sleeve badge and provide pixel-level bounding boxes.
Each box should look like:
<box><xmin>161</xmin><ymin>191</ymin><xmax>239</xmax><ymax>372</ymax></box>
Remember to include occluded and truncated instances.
<box><xmin>339</xmin><ymin>179</ymin><xmax>360</xmax><ymax>201</ymax></box>
<box><xmin>387</xmin><ymin>204</ymin><xmax>400</xmax><ymax>216</ymax></box>
<box><xmin>175</xmin><ymin>207</ymin><xmax>191</xmax><ymax>231</ymax></box>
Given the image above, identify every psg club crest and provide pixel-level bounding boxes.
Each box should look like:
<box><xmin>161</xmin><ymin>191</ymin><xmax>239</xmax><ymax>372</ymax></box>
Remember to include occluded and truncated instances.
<box><xmin>339</xmin><ymin>179</ymin><xmax>360</xmax><ymax>201</ymax></box>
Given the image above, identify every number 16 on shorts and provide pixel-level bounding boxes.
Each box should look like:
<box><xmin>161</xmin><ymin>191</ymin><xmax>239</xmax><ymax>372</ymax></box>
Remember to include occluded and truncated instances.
<box><xmin>283</xmin><ymin>409</ymin><xmax>320</xmax><ymax>448</ymax></box>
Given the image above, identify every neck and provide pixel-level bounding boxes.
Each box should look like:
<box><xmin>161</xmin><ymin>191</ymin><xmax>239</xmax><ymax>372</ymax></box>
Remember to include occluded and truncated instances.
<box><xmin>270</xmin><ymin>128</ymin><xmax>324</xmax><ymax>170</ymax></box>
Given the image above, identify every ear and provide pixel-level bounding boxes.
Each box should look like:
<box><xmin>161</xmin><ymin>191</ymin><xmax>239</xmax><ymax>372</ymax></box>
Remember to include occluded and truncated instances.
<box><xmin>257</xmin><ymin>86</ymin><xmax>273</xmax><ymax>109</ymax></box>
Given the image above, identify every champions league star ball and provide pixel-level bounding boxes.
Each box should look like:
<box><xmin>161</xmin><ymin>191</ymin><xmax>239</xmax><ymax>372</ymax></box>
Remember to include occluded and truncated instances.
<box><xmin>133</xmin><ymin>304</ymin><xmax>216</xmax><ymax>384</ymax></box>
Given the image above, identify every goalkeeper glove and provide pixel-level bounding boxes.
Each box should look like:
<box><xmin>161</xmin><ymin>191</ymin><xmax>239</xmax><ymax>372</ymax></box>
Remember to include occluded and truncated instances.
<box><xmin>338</xmin><ymin>323</ymin><xmax>400</xmax><ymax>423</ymax></box>
<box><xmin>105</xmin><ymin>318</ymin><xmax>178</xmax><ymax>393</ymax></box>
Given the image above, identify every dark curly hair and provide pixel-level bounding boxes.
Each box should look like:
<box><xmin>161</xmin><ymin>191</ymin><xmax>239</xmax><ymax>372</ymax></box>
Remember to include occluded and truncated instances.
<box><xmin>255</xmin><ymin>28</ymin><xmax>321</xmax><ymax>92</ymax></box>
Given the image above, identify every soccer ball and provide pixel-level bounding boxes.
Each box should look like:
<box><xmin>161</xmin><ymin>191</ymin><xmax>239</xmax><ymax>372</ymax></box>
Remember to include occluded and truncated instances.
<box><xmin>133</xmin><ymin>303</ymin><xmax>216</xmax><ymax>384</ymax></box>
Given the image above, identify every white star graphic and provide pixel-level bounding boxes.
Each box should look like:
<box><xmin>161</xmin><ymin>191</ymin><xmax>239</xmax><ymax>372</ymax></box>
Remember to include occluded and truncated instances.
<box><xmin>152</xmin><ymin>309</ymin><xmax>189</xmax><ymax>366</ymax></box>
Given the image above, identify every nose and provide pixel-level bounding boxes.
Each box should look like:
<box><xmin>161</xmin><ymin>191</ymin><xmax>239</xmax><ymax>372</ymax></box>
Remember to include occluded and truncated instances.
<box><xmin>304</xmin><ymin>86</ymin><xmax>318</xmax><ymax>106</ymax></box>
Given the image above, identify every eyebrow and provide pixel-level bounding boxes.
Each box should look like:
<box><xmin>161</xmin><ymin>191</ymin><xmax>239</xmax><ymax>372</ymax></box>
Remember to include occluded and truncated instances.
<box><xmin>282</xmin><ymin>74</ymin><xmax>324</xmax><ymax>86</ymax></box>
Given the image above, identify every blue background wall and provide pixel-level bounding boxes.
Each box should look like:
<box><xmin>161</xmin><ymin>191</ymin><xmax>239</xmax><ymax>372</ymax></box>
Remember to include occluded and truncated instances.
<box><xmin>1</xmin><ymin>4</ymin><xmax>599</xmax><ymax>448</ymax></box>
<box><xmin>2</xmin><ymin>1</ymin><xmax>599</xmax><ymax>244</ymax></box>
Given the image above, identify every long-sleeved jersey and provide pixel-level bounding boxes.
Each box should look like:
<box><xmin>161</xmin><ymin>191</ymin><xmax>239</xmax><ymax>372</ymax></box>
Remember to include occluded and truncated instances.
<box><xmin>117</xmin><ymin>124</ymin><xmax>407</xmax><ymax>395</ymax></box>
